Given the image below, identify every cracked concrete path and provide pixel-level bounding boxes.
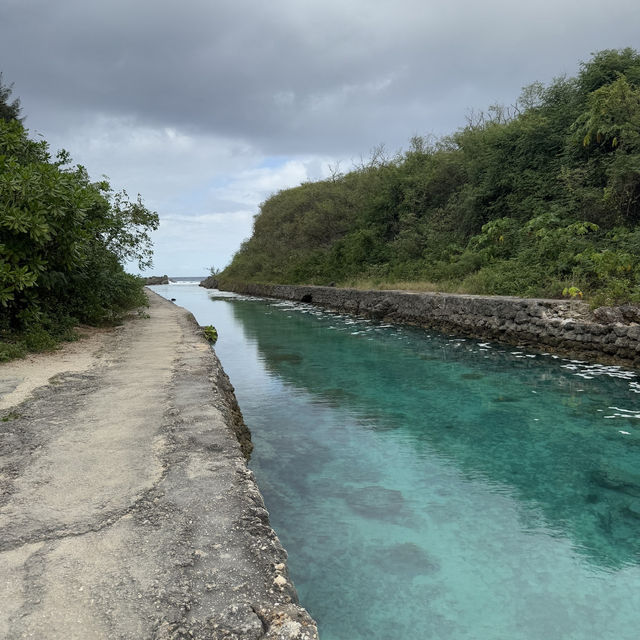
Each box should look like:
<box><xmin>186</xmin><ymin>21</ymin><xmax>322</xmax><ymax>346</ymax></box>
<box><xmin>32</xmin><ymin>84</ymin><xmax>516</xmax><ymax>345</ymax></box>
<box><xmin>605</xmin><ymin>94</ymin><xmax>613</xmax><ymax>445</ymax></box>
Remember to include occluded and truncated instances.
<box><xmin>0</xmin><ymin>290</ymin><xmax>318</xmax><ymax>640</ymax></box>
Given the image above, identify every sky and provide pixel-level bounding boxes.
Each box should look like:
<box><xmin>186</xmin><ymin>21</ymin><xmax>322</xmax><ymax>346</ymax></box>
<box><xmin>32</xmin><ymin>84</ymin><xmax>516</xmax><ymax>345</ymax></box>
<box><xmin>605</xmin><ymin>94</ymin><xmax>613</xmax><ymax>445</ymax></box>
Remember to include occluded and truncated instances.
<box><xmin>1</xmin><ymin>0</ymin><xmax>640</xmax><ymax>276</ymax></box>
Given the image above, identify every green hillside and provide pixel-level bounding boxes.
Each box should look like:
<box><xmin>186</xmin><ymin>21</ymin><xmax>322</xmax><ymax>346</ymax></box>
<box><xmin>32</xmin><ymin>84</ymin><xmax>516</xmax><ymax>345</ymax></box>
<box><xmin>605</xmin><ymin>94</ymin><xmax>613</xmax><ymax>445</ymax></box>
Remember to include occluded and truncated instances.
<box><xmin>221</xmin><ymin>48</ymin><xmax>640</xmax><ymax>305</ymax></box>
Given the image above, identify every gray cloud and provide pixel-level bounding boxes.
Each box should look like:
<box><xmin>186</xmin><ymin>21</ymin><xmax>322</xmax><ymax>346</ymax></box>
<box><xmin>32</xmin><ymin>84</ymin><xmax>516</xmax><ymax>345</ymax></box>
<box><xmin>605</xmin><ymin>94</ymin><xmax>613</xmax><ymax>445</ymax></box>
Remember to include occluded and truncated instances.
<box><xmin>1</xmin><ymin>0</ymin><xmax>639</xmax><ymax>273</ymax></box>
<box><xmin>5</xmin><ymin>0</ymin><xmax>640</xmax><ymax>153</ymax></box>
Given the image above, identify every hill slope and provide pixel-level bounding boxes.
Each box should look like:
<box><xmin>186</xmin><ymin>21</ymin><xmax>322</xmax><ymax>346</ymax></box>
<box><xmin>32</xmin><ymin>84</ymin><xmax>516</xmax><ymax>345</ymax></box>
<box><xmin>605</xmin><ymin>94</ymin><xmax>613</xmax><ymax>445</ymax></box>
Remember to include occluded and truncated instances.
<box><xmin>221</xmin><ymin>49</ymin><xmax>640</xmax><ymax>306</ymax></box>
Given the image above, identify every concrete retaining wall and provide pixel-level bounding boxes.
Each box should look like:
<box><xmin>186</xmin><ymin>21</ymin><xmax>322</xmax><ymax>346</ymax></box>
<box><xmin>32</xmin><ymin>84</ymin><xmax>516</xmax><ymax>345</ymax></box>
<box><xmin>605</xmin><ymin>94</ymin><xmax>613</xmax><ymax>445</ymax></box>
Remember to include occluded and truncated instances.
<box><xmin>215</xmin><ymin>282</ymin><xmax>640</xmax><ymax>367</ymax></box>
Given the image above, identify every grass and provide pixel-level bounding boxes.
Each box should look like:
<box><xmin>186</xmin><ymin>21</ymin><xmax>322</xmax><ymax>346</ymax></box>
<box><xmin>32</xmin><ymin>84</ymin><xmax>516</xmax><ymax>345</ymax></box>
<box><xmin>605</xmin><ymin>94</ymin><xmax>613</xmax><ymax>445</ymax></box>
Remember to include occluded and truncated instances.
<box><xmin>0</xmin><ymin>326</ymin><xmax>78</xmax><ymax>363</ymax></box>
<box><xmin>336</xmin><ymin>273</ymin><xmax>596</xmax><ymax>302</ymax></box>
<box><xmin>336</xmin><ymin>278</ymin><xmax>479</xmax><ymax>295</ymax></box>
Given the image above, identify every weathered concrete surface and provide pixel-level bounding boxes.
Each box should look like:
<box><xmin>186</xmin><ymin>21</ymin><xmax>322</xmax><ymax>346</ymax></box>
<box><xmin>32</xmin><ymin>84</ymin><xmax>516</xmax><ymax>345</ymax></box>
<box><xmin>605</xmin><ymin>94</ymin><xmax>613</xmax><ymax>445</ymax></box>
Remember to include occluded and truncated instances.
<box><xmin>215</xmin><ymin>282</ymin><xmax>640</xmax><ymax>367</ymax></box>
<box><xmin>0</xmin><ymin>290</ymin><xmax>318</xmax><ymax>640</ymax></box>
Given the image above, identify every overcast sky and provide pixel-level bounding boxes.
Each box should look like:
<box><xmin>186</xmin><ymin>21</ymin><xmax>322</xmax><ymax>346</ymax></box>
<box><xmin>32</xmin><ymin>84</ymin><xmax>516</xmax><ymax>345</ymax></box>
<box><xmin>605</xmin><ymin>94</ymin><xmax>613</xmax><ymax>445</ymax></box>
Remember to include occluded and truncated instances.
<box><xmin>2</xmin><ymin>0</ymin><xmax>639</xmax><ymax>275</ymax></box>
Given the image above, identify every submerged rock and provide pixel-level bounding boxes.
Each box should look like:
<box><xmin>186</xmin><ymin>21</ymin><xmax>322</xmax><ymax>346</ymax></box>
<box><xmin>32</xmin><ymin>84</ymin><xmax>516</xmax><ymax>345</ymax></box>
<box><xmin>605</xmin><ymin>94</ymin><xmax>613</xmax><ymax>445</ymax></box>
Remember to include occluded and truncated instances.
<box><xmin>373</xmin><ymin>542</ymin><xmax>439</xmax><ymax>577</ymax></box>
<box><xmin>344</xmin><ymin>485</ymin><xmax>405</xmax><ymax>519</ymax></box>
<box><xmin>623</xmin><ymin>500</ymin><xmax>640</xmax><ymax>520</ymax></box>
<box><xmin>270</xmin><ymin>352</ymin><xmax>303</xmax><ymax>365</ymax></box>
<box><xmin>592</xmin><ymin>468</ymin><xmax>640</xmax><ymax>497</ymax></box>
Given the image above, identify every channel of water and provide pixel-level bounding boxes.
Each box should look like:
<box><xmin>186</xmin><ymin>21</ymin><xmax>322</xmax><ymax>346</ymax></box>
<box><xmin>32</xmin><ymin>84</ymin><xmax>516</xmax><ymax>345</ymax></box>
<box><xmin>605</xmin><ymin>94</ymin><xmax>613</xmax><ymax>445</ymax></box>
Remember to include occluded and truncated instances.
<box><xmin>152</xmin><ymin>283</ymin><xmax>640</xmax><ymax>640</ymax></box>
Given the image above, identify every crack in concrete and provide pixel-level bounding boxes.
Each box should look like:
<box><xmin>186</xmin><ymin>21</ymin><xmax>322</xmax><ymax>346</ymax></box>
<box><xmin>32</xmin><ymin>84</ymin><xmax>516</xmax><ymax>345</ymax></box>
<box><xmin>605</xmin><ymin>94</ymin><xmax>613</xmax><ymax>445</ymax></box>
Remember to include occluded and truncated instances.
<box><xmin>0</xmin><ymin>481</ymin><xmax>168</xmax><ymax>554</ymax></box>
<box><xmin>8</xmin><ymin>544</ymin><xmax>48</xmax><ymax>630</ymax></box>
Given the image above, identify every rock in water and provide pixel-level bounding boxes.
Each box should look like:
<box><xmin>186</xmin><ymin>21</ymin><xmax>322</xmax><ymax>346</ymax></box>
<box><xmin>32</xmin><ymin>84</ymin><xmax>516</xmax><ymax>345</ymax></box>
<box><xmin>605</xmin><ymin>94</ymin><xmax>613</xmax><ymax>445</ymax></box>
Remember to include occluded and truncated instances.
<box><xmin>344</xmin><ymin>486</ymin><xmax>405</xmax><ymax>519</ymax></box>
<box><xmin>142</xmin><ymin>275</ymin><xmax>169</xmax><ymax>285</ymax></box>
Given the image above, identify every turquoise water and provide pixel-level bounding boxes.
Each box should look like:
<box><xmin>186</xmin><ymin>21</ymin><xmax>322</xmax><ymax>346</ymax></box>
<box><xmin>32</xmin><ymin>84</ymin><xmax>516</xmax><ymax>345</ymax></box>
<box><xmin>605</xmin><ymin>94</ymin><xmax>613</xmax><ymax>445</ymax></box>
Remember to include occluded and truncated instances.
<box><xmin>152</xmin><ymin>284</ymin><xmax>640</xmax><ymax>639</ymax></box>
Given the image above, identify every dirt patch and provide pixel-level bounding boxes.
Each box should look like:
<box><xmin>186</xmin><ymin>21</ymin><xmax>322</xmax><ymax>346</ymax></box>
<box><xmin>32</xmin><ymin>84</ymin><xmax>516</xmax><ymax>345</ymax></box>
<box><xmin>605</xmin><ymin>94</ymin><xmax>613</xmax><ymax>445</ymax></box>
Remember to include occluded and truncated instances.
<box><xmin>0</xmin><ymin>326</ymin><xmax>113</xmax><ymax>412</ymax></box>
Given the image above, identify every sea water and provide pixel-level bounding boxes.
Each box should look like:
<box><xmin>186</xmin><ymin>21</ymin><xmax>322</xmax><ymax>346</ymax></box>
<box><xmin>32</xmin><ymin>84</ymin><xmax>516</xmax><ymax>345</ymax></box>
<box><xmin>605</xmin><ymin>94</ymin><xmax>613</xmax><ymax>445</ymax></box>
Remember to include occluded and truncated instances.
<box><xmin>151</xmin><ymin>284</ymin><xmax>640</xmax><ymax>640</ymax></box>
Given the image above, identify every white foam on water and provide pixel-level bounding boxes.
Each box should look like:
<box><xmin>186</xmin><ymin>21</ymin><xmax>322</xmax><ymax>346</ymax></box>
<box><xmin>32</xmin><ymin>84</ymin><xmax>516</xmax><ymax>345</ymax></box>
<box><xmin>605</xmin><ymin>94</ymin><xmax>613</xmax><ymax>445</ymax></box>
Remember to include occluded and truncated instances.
<box><xmin>603</xmin><ymin>410</ymin><xmax>640</xmax><ymax>420</ymax></box>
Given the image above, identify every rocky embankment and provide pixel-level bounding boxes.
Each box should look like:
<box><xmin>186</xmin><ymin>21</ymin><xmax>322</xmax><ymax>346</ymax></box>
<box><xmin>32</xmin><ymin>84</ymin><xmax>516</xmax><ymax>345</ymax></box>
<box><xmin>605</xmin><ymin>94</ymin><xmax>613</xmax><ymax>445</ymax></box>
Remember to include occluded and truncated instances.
<box><xmin>212</xmin><ymin>282</ymin><xmax>640</xmax><ymax>366</ymax></box>
<box><xmin>0</xmin><ymin>290</ymin><xmax>317</xmax><ymax>639</ymax></box>
<box><xmin>142</xmin><ymin>275</ymin><xmax>170</xmax><ymax>285</ymax></box>
<box><xmin>199</xmin><ymin>275</ymin><xmax>218</xmax><ymax>289</ymax></box>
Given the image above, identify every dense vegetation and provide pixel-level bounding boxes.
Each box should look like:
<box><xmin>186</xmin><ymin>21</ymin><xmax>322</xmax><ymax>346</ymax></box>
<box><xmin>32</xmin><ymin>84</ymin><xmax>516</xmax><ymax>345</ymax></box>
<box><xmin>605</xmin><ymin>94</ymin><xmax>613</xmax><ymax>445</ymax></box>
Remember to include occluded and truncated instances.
<box><xmin>0</xmin><ymin>78</ymin><xmax>158</xmax><ymax>361</ymax></box>
<box><xmin>222</xmin><ymin>49</ymin><xmax>640</xmax><ymax>306</ymax></box>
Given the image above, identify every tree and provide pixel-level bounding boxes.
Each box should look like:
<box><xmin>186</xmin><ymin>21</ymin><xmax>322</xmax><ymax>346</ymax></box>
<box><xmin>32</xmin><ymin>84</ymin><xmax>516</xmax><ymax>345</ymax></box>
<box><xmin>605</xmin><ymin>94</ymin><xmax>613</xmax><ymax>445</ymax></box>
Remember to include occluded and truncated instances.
<box><xmin>0</xmin><ymin>73</ymin><xmax>21</xmax><ymax>122</ymax></box>
<box><xmin>576</xmin><ymin>76</ymin><xmax>640</xmax><ymax>150</ymax></box>
<box><xmin>577</xmin><ymin>48</ymin><xmax>640</xmax><ymax>95</ymax></box>
<box><xmin>0</xmin><ymin>118</ymin><xmax>158</xmax><ymax>333</ymax></box>
<box><xmin>570</xmin><ymin>75</ymin><xmax>640</xmax><ymax>223</ymax></box>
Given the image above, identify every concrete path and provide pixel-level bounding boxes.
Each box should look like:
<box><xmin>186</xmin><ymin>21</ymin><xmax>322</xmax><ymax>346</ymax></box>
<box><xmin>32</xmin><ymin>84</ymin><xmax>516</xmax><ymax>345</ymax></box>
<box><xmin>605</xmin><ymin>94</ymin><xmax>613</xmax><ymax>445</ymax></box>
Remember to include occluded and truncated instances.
<box><xmin>0</xmin><ymin>291</ymin><xmax>318</xmax><ymax>640</ymax></box>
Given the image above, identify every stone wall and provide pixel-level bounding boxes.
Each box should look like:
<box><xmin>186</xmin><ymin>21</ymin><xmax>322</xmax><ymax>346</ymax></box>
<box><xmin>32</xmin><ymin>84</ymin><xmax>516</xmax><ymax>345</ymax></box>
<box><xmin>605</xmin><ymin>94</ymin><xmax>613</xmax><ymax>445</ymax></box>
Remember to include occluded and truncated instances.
<box><xmin>214</xmin><ymin>282</ymin><xmax>640</xmax><ymax>367</ymax></box>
